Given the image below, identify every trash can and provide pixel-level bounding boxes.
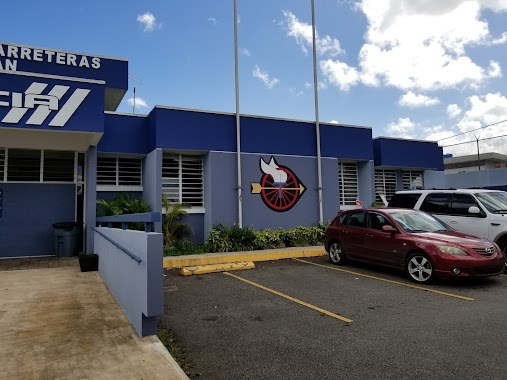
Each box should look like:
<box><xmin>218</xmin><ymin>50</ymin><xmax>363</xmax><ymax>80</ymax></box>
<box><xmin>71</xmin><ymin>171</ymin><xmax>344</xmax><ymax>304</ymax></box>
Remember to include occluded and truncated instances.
<box><xmin>52</xmin><ymin>222</ymin><xmax>82</xmax><ymax>257</ymax></box>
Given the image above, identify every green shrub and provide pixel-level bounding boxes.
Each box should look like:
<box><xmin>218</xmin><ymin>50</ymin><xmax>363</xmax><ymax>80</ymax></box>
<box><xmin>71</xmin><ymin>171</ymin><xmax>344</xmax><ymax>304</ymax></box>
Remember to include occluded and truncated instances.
<box><xmin>205</xmin><ymin>224</ymin><xmax>326</xmax><ymax>253</ymax></box>
<box><xmin>164</xmin><ymin>240</ymin><xmax>207</xmax><ymax>256</ymax></box>
<box><xmin>96</xmin><ymin>193</ymin><xmax>150</xmax><ymax>231</ymax></box>
<box><xmin>162</xmin><ymin>196</ymin><xmax>191</xmax><ymax>248</ymax></box>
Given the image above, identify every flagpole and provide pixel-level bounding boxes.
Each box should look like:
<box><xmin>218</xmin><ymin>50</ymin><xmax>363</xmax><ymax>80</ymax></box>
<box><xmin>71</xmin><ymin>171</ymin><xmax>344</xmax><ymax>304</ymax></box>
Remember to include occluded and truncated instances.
<box><xmin>311</xmin><ymin>0</ymin><xmax>324</xmax><ymax>225</ymax></box>
<box><xmin>234</xmin><ymin>0</ymin><xmax>243</xmax><ymax>228</ymax></box>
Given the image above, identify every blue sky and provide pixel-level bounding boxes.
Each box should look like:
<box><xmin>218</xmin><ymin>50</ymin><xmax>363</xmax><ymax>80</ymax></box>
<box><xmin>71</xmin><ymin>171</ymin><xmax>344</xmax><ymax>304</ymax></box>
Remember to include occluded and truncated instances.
<box><xmin>2</xmin><ymin>0</ymin><xmax>507</xmax><ymax>156</ymax></box>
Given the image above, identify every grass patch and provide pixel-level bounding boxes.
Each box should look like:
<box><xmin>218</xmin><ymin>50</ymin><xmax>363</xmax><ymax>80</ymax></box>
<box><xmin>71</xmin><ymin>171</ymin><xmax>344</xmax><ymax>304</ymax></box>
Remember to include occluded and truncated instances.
<box><xmin>157</xmin><ymin>325</ymin><xmax>201</xmax><ymax>378</ymax></box>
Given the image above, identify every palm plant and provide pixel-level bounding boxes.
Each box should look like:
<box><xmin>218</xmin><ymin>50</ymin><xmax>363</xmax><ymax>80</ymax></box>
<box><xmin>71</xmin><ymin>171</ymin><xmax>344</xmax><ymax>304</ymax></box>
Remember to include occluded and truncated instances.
<box><xmin>97</xmin><ymin>193</ymin><xmax>151</xmax><ymax>230</ymax></box>
<box><xmin>162</xmin><ymin>194</ymin><xmax>191</xmax><ymax>247</ymax></box>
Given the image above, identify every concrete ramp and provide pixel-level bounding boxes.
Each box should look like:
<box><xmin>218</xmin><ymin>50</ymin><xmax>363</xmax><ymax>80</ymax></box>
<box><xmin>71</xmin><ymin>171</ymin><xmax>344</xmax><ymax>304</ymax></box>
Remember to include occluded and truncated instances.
<box><xmin>0</xmin><ymin>266</ymin><xmax>187</xmax><ymax>380</ymax></box>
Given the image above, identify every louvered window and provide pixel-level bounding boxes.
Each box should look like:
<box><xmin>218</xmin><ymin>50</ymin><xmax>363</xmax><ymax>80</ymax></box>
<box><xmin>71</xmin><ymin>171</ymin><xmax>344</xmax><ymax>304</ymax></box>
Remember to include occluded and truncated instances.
<box><xmin>375</xmin><ymin>169</ymin><xmax>397</xmax><ymax>202</ymax></box>
<box><xmin>0</xmin><ymin>149</ymin><xmax>5</xmax><ymax>181</ymax></box>
<box><xmin>7</xmin><ymin>149</ymin><xmax>41</xmax><ymax>182</ymax></box>
<box><xmin>162</xmin><ymin>153</ymin><xmax>204</xmax><ymax>207</ymax></box>
<box><xmin>339</xmin><ymin>162</ymin><xmax>359</xmax><ymax>206</ymax></box>
<box><xmin>0</xmin><ymin>148</ymin><xmax>76</xmax><ymax>183</ymax></box>
<box><xmin>44</xmin><ymin>151</ymin><xmax>75</xmax><ymax>182</ymax></box>
<box><xmin>402</xmin><ymin>170</ymin><xmax>424</xmax><ymax>190</ymax></box>
<box><xmin>97</xmin><ymin>156</ymin><xmax>142</xmax><ymax>187</ymax></box>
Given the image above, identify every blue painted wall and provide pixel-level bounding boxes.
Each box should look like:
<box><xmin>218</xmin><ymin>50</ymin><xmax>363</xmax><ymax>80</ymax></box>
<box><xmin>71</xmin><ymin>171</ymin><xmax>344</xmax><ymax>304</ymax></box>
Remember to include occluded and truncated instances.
<box><xmin>322</xmin><ymin>158</ymin><xmax>340</xmax><ymax>223</ymax></box>
<box><xmin>0</xmin><ymin>184</ymin><xmax>75</xmax><ymax>257</ymax></box>
<box><xmin>152</xmin><ymin>108</ymin><xmax>236</xmax><ymax>152</ymax></box>
<box><xmin>204</xmin><ymin>152</ymin><xmax>239</xmax><ymax>238</ymax></box>
<box><xmin>100</xmin><ymin>114</ymin><xmax>149</xmax><ymax>154</ymax></box>
<box><xmin>321</xmin><ymin>125</ymin><xmax>373</xmax><ymax>160</ymax></box>
<box><xmin>85</xmin><ymin>146</ymin><xmax>97</xmax><ymax>254</ymax></box>
<box><xmin>241</xmin><ymin>117</ymin><xmax>317</xmax><ymax>156</ymax></box>
<box><xmin>373</xmin><ymin>138</ymin><xmax>444</xmax><ymax>170</ymax></box>
<box><xmin>180</xmin><ymin>214</ymin><xmax>205</xmax><ymax>243</ymax></box>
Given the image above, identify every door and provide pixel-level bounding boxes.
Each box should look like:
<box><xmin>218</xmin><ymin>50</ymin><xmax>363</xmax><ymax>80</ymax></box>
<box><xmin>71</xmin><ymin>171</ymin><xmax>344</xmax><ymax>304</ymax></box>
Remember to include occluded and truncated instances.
<box><xmin>365</xmin><ymin>212</ymin><xmax>403</xmax><ymax>266</ymax></box>
<box><xmin>340</xmin><ymin>211</ymin><xmax>367</xmax><ymax>258</ymax></box>
<box><xmin>447</xmin><ymin>193</ymin><xmax>489</xmax><ymax>238</ymax></box>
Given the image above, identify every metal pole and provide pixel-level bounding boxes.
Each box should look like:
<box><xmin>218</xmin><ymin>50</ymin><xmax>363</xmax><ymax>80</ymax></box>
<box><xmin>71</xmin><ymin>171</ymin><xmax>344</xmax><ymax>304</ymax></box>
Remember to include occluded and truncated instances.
<box><xmin>234</xmin><ymin>0</ymin><xmax>243</xmax><ymax>228</ymax></box>
<box><xmin>133</xmin><ymin>86</ymin><xmax>136</xmax><ymax>114</ymax></box>
<box><xmin>311</xmin><ymin>0</ymin><xmax>324</xmax><ymax>225</ymax></box>
<box><xmin>476</xmin><ymin>136</ymin><xmax>481</xmax><ymax>171</ymax></box>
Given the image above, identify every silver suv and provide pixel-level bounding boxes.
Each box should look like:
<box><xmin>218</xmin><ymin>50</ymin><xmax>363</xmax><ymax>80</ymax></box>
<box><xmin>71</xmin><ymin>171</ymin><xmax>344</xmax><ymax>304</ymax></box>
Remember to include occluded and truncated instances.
<box><xmin>389</xmin><ymin>189</ymin><xmax>507</xmax><ymax>270</ymax></box>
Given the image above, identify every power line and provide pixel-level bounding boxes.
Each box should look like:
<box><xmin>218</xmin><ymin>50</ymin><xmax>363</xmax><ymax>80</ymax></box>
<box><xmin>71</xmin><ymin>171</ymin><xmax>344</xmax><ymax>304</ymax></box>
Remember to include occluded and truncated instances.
<box><xmin>437</xmin><ymin>118</ymin><xmax>507</xmax><ymax>142</ymax></box>
<box><xmin>440</xmin><ymin>133</ymin><xmax>507</xmax><ymax>148</ymax></box>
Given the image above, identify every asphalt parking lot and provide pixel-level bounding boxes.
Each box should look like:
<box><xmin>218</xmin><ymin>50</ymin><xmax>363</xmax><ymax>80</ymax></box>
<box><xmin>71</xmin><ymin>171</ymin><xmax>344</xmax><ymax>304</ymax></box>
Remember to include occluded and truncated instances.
<box><xmin>160</xmin><ymin>256</ymin><xmax>507</xmax><ymax>380</ymax></box>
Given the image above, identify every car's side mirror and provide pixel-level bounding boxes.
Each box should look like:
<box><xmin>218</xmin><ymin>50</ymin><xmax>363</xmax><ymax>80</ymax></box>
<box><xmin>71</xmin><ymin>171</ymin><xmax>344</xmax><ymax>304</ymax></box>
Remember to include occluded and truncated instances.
<box><xmin>468</xmin><ymin>206</ymin><xmax>480</xmax><ymax>214</ymax></box>
<box><xmin>381</xmin><ymin>225</ymin><xmax>396</xmax><ymax>233</ymax></box>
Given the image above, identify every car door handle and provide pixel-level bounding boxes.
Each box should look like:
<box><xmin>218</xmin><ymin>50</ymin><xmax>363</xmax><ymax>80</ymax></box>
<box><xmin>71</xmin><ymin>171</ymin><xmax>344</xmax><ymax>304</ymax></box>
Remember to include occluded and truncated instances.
<box><xmin>450</xmin><ymin>221</ymin><xmax>458</xmax><ymax>224</ymax></box>
<box><xmin>491</xmin><ymin>223</ymin><xmax>500</xmax><ymax>226</ymax></box>
<box><xmin>341</xmin><ymin>230</ymin><xmax>349</xmax><ymax>234</ymax></box>
<box><xmin>365</xmin><ymin>233</ymin><xmax>373</xmax><ymax>238</ymax></box>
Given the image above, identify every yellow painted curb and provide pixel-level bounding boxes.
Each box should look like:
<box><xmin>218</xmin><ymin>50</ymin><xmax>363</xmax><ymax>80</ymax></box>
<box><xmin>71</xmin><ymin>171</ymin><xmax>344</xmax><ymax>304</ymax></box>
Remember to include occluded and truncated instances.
<box><xmin>164</xmin><ymin>246</ymin><xmax>326</xmax><ymax>269</ymax></box>
<box><xmin>180</xmin><ymin>261</ymin><xmax>255</xmax><ymax>276</ymax></box>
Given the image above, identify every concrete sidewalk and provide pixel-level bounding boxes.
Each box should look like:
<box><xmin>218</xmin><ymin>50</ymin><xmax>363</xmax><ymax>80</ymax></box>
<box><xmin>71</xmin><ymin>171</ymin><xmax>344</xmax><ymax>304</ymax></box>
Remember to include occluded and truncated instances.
<box><xmin>0</xmin><ymin>266</ymin><xmax>188</xmax><ymax>380</ymax></box>
<box><xmin>164</xmin><ymin>246</ymin><xmax>326</xmax><ymax>268</ymax></box>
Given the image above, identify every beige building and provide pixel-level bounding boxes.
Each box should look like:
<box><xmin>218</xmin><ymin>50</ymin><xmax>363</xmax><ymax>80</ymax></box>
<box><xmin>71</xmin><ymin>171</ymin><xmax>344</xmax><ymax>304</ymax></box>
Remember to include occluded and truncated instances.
<box><xmin>444</xmin><ymin>153</ymin><xmax>507</xmax><ymax>174</ymax></box>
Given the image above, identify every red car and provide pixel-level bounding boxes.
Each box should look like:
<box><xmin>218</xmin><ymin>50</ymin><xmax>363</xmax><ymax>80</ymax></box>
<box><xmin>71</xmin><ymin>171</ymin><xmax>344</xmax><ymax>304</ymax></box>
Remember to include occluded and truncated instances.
<box><xmin>324</xmin><ymin>208</ymin><xmax>505</xmax><ymax>284</ymax></box>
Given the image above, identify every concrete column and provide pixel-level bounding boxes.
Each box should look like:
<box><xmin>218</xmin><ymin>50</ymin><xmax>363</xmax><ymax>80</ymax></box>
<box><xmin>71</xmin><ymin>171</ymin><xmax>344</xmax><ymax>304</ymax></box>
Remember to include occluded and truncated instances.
<box><xmin>396</xmin><ymin>169</ymin><xmax>404</xmax><ymax>191</ymax></box>
<box><xmin>203</xmin><ymin>152</ymin><xmax>213</xmax><ymax>241</ymax></box>
<box><xmin>358</xmin><ymin>160</ymin><xmax>375</xmax><ymax>207</ymax></box>
<box><xmin>142</xmin><ymin>149</ymin><xmax>162</xmax><ymax>233</ymax></box>
<box><xmin>85</xmin><ymin>145</ymin><xmax>97</xmax><ymax>254</ymax></box>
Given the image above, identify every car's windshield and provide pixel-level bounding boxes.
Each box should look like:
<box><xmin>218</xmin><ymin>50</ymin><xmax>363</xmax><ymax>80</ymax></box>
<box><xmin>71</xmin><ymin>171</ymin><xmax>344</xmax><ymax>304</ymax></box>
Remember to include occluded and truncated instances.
<box><xmin>475</xmin><ymin>192</ymin><xmax>507</xmax><ymax>213</ymax></box>
<box><xmin>390</xmin><ymin>211</ymin><xmax>450</xmax><ymax>233</ymax></box>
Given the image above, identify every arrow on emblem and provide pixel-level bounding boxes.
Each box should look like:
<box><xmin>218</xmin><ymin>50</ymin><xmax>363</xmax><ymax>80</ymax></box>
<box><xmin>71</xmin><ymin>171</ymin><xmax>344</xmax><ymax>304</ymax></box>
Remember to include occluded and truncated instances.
<box><xmin>251</xmin><ymin>183</ymin><xmax>306</xmax><ymax>195</ymax></box>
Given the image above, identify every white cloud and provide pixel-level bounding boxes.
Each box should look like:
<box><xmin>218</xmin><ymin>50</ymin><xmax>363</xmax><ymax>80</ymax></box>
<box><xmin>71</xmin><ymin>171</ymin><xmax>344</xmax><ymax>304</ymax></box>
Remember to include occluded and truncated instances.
<box><xmin>431</xmin><ymin>92</ymin><xmax>507</xmax><ymax>156</ymax></box>
<box><xmin>386</xmin><ymin>117</ymin><xmax>416</xmax><ymax>138</ymax></box>
<box><xmin>316</xmin><ymin>1</ymin><xmax>505</xmax><ymax>92</ymax></box>
<box><xmin>239</xmin><ymin>48</ymin><xmax>251</xmax><ymax>56</ymax></box>
<box><xmin>304</xmin><ymin>82</ymin><xmax>312</xmax><ymax>89</ymax></box>
<box><xmin>320</xmin><ymin>60</ymin><xmax>360</xmax><ymax>91</ymax></box>
<box><xmin>329</xmin><ymin>120</ymin><xmax>339</xmax><ymax>124</ymax></box>
<box><xmin>289</xmin><ymin>88</ymin><xmax>304</xmax><ymax>96</ymax></box>
<box><xmin>127</xmin><ymin>97</ymin><xmax>148</xmax><ymax>109</ymax></box>
<box><xmin>137</xmin><ymin>12</ymin><xmax>159</xmax><ymax>32</ymax></box>
<box><xmin>398</xmin><ymin>91</ymin><xmax>440</xmax><ymax>107</ymax></box>
<box><xmin>208</xmin><ymin>17</ymin><xmax>217</xmax><ymax>26</ymax></box>
<box><xmin>281</xmin><ymin>10</ymin><xmax>343</xmax><ymax>57</ymax></box>
<box><xmin>447</xmin><ymin>104</ymin><xmax>463</xmax><ymax>118</ymax></box>
<box><xmin>252</xmin><ymin>65</ymin><xmax>280</xmax><ymax>89</ymax></box>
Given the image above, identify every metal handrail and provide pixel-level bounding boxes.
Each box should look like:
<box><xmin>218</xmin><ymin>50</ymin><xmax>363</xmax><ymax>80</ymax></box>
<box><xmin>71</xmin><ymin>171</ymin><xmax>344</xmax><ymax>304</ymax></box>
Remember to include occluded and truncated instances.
<box><xmin>91</xmin><ymin>227</ymin><xmax>142</xmax><ymax>264</ymax></box>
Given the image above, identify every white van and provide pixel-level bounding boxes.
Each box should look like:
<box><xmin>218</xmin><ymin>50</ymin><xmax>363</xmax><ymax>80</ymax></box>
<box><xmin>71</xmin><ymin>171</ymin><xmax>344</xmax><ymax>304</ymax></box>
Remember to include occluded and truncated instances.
<box><xmin>388</xmin><ymin>189</ymin><xmax>507</xmax><ymax>270</ymax></box>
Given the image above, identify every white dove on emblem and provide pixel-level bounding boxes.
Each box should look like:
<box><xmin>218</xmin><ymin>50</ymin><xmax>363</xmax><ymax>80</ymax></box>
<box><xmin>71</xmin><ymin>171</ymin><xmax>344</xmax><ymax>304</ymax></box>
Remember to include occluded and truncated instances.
<box><xmin>260</xmin><ymin>157</ymin><xmax>288</xmax><ymax>184</ymax></box>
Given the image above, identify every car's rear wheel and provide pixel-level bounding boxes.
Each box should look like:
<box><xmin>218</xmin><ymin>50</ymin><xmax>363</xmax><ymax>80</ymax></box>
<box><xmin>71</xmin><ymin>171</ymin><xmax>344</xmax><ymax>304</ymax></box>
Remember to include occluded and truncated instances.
<box><xmin>405</xmin><ymin>252</ymin><xmax>435</xmax><ymax>284</ymax></box>
<box><xmin>329</xmin><ymin>241</ymin><xmax>347</xmax><ymax>265</ymax></box>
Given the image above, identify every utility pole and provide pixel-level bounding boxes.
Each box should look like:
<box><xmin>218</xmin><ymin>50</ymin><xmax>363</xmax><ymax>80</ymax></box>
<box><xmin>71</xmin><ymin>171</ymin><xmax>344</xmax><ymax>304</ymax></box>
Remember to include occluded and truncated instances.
<box><xmin>474</xmin><ymin>135</ymin><xmax>481</xmax><ymax>171</ymax></box>
<box><xmin>128</xmin><ymin>74</ymin><xmax>143</xmax><ymax>114</ymax></box>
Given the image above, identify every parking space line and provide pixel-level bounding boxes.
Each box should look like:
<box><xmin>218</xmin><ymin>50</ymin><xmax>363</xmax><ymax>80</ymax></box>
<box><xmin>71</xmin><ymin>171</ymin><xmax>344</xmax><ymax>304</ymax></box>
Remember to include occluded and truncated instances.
<box><xmin>293</xmin><ymin>259</ymin><xmax>475</xmax><ymax>301</ymax></box>
<box><xmin>223</xmin><ymin>271</ymin><xmax>353</xmax><ymax>323</ymax></box>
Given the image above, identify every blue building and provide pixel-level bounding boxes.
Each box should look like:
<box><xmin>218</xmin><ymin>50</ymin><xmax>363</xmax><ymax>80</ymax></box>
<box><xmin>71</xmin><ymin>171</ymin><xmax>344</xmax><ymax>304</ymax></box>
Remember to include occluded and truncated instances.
<box><xmin>0</xmin><ymin>41</ymin><xmax>444</xmax><ymax>258</ymax></box>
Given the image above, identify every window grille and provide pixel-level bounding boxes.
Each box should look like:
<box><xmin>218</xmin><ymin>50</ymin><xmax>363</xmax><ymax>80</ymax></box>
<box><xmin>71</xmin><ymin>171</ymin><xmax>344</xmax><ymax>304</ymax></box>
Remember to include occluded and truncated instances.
<box><xmin>162</xmin><ymin>153</ymin><xmax>204</xmax><ymax>207</ymax></box>
<box><xmin>97</xmin><ymin>156</ymin><xmax>142</xmax><ymax>187</ymax></box>
<box><xmin>402</xmin><ymin>170</ymin><xmax>424</xmax><ymax>190</ymax></box>
<box><xmin>339</xmin><ymin>162</ymin><xmax>358</xmax><ymax>206</ymax></box>
<box><xmin>44</xmin><ymin>151</ymin><xmax>75</xmax><ymax>182</ymax></box>
<box><xmin>375</xmin><ymin>169</ymin><xmax>397</xmax><ymax>202</ymax></box>
<box><xmin>0</xmin><ymin>148</ymin><xmax>5</xmax><ymax>181</ymax></box>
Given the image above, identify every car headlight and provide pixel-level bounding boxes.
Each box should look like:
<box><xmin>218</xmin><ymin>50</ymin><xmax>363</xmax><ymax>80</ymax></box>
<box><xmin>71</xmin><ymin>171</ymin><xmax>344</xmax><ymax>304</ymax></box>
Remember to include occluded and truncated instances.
<box><xmin>436</xmin><ymin>245</ymin><xmax>468</xmax><ymax>256</ymax></box>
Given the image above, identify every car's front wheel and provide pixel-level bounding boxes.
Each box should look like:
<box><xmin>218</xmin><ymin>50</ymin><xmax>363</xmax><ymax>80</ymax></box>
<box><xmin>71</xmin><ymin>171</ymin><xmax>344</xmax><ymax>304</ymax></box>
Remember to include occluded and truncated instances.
<box><xmin>328</xmin><ymin>241</ymin><xmax>347</xmax><ymax>265</ymax></box>
<box><xmin>499</xmin><ymin>241</ymin><xmax>507</xmax><ymax>273</ymax></box>
<box><xmin>405</xmin><ymin>252</ymin><xmax>435</xmax><ymax>284</ymax></box>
